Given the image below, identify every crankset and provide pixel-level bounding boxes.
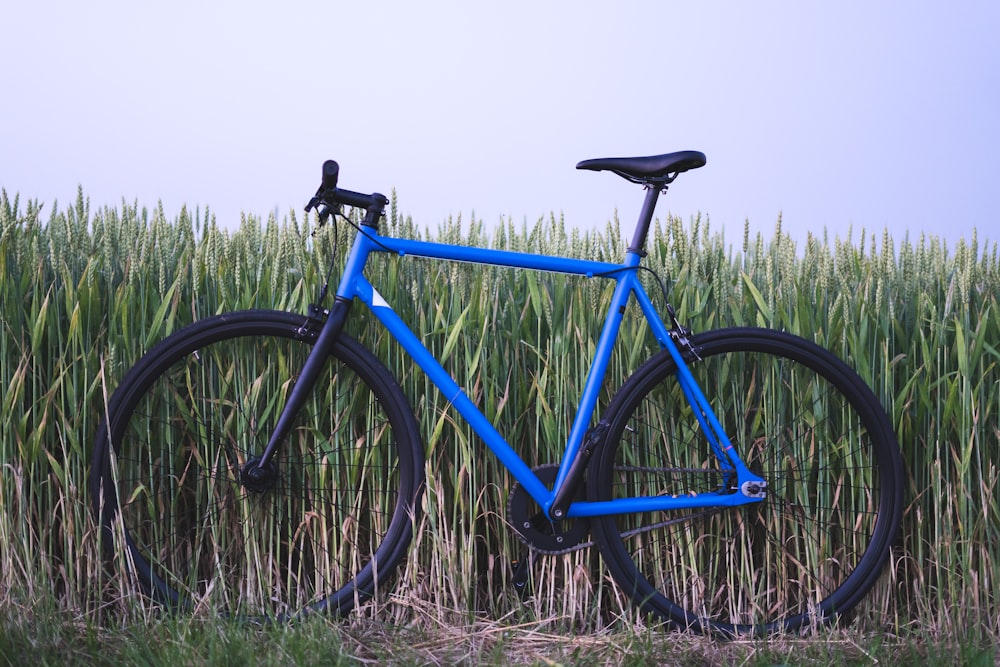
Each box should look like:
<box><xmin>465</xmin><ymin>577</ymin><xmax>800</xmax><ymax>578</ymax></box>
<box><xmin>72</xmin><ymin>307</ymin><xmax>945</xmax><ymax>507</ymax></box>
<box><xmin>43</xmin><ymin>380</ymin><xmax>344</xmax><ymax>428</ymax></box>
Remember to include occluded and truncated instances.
<box><xmin>506</xmin><ymin>464</ymin><xmax>590</xmax><ymax>555</ymax></box>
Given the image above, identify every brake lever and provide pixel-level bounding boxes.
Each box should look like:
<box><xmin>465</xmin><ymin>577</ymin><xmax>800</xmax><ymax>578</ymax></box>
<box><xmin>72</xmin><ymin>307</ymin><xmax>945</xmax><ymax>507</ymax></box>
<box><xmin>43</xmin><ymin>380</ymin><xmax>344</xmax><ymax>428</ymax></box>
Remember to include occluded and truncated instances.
<box><xmin>305</xmin><ymin>189</ymin><xmax>335</xmax><ymax>228</ymax></box>
<box><xmin>316</xmin><ymin>204</ymin><xmax>334</xmax><ymax>227</ymax></box>
<box><xmin>304</xmin><ymin>193</ymin><xmax>322</xmax><ymax>213</ymax></box>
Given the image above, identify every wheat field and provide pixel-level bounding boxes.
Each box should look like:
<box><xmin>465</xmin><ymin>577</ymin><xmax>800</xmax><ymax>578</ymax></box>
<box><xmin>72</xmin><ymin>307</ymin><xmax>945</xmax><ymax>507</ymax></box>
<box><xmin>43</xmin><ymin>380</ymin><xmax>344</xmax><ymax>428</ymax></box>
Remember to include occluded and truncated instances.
<box><xmin>1</xmin><ymin>188</ymin><xmax>997</xmax><ymax>644</ymax></box>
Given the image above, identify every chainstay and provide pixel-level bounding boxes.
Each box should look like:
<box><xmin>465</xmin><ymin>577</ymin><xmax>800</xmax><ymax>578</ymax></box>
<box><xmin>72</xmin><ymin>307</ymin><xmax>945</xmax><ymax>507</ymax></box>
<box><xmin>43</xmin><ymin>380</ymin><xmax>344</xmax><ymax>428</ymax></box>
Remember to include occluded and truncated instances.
<box><xmin>515</xmin><ymin>465</ymin><xmax>729</xmax><ymax>556</ymax></box>
<box><xmin>534</xmin><ymin>507</ymin><xmax>727</xmax><ymax>556</ymax></box>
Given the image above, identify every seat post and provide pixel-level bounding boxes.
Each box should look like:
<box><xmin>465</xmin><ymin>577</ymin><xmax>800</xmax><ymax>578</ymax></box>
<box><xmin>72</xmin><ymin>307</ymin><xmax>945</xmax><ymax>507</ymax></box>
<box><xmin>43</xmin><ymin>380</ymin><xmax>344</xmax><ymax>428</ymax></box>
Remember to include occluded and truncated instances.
<box><xmin>627</xmin><ymin>183</ymin><xmax>664</xmax><ymax>255</ymax></box>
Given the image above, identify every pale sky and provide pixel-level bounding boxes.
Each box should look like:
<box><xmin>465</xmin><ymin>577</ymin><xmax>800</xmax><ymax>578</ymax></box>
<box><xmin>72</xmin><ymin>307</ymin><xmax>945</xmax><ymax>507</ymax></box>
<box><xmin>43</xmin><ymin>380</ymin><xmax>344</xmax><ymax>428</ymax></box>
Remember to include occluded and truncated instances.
<box><xmin>2</xmin><ymin>1</ymin><xmax>997</xmax><ymax>247</ymax></box>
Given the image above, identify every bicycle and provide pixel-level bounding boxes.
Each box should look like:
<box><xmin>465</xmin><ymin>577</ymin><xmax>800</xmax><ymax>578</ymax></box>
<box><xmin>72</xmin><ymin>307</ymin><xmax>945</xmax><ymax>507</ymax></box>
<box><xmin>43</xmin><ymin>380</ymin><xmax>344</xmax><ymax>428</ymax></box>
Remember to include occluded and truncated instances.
<box><xmin>91</xmin><ymin>151</ymin><xmax>904</xmax><ymax>636</ymax></box>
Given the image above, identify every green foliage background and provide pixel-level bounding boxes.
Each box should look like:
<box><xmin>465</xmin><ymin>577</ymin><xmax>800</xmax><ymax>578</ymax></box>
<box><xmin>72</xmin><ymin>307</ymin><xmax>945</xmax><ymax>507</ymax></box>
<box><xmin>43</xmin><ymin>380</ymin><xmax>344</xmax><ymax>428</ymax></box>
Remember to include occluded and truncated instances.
<box><xmin>1</xmin><ymin>188</ymin><xmax>997</xmax><ymax>638</ymax></box>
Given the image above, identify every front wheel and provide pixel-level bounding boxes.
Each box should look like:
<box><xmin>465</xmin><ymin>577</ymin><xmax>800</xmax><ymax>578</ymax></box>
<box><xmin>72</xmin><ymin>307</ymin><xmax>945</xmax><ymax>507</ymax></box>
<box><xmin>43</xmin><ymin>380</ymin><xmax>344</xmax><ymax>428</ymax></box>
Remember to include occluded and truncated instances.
<box><xmin>90</xmin><ymin>310</ymin><xmax>425</xmax><ymax>620</ymax></box>
<box><xmin>589</xmin><ymin>327</ymin><xmax>904</xmax><ymax>635</ymax></box>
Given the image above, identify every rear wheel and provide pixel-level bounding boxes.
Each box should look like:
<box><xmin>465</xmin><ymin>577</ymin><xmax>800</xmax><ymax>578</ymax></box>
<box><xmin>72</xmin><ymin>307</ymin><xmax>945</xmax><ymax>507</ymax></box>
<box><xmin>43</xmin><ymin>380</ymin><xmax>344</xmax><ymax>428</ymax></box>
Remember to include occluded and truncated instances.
<box><xmin>589</xmin><ymin>327</ymin><xmax>903</xmax><ymax>635</ymax></box>
<box><xmin>91</xmin><ymin>310</ymin><xmax>424</xmax><ymax>620</ymax></box>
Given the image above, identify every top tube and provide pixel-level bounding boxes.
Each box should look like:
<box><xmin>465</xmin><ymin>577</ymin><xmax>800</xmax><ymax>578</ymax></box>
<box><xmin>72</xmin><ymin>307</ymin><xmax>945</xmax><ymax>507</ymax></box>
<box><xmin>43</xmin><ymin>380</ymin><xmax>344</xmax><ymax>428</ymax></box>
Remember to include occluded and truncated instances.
<box><xmin>334</xmin><ymin>224</ymin><xmax>649</xmax><ymax>308</ymax></box>
<box><xmin>381</xmin><ymin>235</ymin><xmax>636</xmax><ymax>276</ymax></box>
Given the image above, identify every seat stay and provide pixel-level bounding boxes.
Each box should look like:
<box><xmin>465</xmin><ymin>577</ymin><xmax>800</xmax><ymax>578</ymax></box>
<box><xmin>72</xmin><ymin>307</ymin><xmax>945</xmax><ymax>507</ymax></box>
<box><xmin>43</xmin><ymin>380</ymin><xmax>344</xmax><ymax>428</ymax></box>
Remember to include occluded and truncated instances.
<box><xmin>631</xmin><ymin>285</ymin><xmax>766</xmax><ymax>488</ymax></box>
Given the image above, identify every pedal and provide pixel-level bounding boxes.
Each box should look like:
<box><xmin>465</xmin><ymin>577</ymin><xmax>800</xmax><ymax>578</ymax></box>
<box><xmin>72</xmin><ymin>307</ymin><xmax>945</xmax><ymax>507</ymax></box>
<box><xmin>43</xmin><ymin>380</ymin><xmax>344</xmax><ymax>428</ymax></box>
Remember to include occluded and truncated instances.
<box><xmin>510</xmin><ymin>550</ymin><xmax>535</xmax><ymax>600</ymax></box>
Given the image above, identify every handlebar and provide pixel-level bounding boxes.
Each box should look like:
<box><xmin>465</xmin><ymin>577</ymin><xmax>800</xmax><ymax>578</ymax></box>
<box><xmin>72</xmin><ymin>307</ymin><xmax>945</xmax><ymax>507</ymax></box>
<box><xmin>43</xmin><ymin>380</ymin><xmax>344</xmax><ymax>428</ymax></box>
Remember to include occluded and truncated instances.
<box><xmin>306</xmin><ymin>160</ymin><xmax>389</xmax><ymax>228</ymax></box>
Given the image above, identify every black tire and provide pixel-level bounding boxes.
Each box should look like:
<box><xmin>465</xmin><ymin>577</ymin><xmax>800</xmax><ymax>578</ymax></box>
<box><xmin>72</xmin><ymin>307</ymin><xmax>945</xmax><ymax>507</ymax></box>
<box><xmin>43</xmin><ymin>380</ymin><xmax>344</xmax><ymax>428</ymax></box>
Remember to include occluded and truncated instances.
<box><xmin>588</xmin><ymin>327</ymin><xmax>904</xmax><ymax>636</ymax></box>
<box><xmin>90</xmin><ymin>310</ymin><xmax>424</xmax><ymax>620</ymax></box>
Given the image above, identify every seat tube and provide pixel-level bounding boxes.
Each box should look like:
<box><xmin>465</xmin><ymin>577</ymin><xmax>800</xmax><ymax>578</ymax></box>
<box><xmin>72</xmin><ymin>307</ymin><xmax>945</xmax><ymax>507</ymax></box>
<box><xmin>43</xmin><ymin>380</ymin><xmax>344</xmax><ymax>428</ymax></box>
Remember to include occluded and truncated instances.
<box><xmin>549</xmin><ymin>252</ymin><xmax>646</xmax><ymax>515</ymax></box>
<box><xmin>628</xmin><ymin>185</ymin><xmax>662</xmax><ymax>254</ymax></box>
<box><xmin>549</xmin><ymin>186</ymin><xmax>662</xmax><ymax>516</ymax></box>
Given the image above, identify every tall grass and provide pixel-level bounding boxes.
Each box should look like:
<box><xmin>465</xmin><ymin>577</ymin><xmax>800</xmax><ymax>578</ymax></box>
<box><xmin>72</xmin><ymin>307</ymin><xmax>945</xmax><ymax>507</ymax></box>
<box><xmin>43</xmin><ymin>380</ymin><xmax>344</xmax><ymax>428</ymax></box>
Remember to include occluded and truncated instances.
<box><xmin>1</xmin><ymin>187</ymin><xmax>998</xmax><ymax>640</ymax></box>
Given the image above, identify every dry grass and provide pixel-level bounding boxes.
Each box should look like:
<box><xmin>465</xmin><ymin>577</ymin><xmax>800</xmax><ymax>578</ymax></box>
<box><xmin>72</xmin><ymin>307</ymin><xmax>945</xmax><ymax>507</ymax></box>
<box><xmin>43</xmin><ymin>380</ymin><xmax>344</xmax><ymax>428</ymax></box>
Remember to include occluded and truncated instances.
<box><xmin>2</xmin><ymin>596</ymin><xmax>996</xmax><ymax>667</ymax></box>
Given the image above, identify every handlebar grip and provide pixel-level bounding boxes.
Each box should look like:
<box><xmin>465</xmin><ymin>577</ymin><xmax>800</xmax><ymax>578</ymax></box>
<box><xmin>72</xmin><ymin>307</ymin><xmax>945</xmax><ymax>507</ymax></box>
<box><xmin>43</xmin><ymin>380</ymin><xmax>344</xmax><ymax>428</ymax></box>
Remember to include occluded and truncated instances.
<box><xmin>322</xmin><ymin>160</ymin><xmax>340</xmax><ymax>189</ymax></box>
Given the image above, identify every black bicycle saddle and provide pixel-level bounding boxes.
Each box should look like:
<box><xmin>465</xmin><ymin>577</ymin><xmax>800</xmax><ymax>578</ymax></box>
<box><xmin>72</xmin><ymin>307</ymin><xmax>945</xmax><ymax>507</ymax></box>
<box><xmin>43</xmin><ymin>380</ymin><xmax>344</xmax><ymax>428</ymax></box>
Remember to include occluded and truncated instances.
<box><xmin>576</xmin><ymin>151</ymin><xmax>706</xmax><ymax>183</ymax></box>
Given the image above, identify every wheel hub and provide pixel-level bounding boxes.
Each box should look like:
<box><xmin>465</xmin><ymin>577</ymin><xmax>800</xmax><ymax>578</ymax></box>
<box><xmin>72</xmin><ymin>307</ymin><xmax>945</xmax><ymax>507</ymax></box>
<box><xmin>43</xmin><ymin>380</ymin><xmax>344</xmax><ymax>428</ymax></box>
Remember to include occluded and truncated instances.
<box><xmin>240</xmin><ymin>457</ymin><xmax>279</xmax><ymax>493</ymax></box>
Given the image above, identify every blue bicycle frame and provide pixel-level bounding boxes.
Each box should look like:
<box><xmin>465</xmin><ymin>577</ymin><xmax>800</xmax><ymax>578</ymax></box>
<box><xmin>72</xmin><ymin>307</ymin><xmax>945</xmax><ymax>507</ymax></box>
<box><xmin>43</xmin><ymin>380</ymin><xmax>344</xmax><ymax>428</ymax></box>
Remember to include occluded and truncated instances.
<box><xmin>263</xmin><ymin>184</ymin><xmax>767</xmax><ymax>521</ymax></box>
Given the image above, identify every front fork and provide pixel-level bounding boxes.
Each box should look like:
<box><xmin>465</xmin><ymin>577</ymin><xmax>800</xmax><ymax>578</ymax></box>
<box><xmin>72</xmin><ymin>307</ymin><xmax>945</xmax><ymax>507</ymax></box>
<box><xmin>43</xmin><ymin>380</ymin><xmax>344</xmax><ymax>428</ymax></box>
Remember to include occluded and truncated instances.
<box><xmin>241</xmin><ymin>297</ymin><xmax>352</xmax><ymax>485</ymax></box>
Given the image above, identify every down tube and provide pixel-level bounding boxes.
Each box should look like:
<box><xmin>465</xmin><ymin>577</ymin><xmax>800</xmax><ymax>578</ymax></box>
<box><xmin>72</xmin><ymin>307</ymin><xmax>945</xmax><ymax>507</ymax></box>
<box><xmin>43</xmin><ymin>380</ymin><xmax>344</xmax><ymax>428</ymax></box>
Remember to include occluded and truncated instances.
<box><xmin>352</xmin><ymin>277</ymin><xmax>552</xmax><ymax>505</ymax></box>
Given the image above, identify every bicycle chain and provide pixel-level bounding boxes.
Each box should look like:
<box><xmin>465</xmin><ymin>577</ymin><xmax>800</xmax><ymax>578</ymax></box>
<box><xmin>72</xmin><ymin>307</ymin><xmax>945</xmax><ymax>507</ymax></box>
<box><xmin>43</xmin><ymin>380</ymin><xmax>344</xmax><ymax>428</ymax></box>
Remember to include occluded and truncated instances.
<box><xmin>518</xmin><ymin>508</ymin><xmax>725</xmax><ymax>556</ymax></box>
<box><xmin>508</xmin><ymin>465</ymin><xmax>725</xmax><ymax>556</ymax></box>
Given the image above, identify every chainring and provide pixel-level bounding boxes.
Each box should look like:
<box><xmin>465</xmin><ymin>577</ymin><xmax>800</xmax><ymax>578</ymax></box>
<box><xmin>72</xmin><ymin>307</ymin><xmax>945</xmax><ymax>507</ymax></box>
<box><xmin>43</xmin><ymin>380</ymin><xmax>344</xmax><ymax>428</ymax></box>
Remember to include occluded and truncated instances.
<box><xmin>506</xmin><ymin>464</ymin><xmax>590</xmax><ymax>554</ymax></box>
